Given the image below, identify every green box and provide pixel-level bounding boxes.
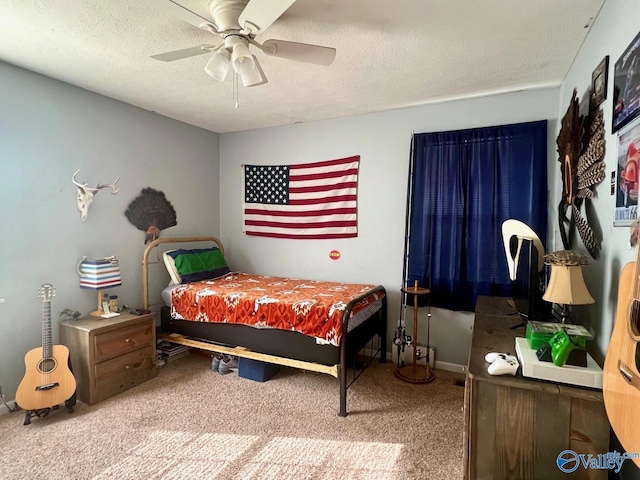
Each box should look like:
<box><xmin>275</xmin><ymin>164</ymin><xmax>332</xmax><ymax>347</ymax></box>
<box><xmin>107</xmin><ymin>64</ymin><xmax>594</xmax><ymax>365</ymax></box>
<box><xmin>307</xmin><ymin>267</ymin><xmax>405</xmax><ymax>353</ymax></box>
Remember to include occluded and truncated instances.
<box><xmin>525</xmin><ymin>321</ymin><xmax>593</xmax><ymax>350</ymax></box>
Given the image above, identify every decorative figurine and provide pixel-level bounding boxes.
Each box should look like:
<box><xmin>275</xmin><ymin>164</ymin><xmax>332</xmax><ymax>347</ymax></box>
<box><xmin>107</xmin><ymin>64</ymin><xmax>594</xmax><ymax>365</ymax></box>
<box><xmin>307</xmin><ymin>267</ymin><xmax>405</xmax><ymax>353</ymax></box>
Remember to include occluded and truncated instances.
<box><xmin>72</xmin><ymin>169</ymin><xmax>120</xmax><ymax>222</ymax></box>
<box><xmin>59</xmin><ymin>308</ymin><xmax>81</xmax><ymax>320</ymax></box>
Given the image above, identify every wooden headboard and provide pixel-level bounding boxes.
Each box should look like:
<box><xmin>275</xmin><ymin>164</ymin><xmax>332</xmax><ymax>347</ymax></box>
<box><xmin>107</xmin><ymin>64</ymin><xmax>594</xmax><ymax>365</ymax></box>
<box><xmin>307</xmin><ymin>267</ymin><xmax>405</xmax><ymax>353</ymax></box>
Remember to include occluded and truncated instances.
<box><xmin>141</xmin><ymin>236</ymin><xmax>225</xmax><ymax>309</ymax></box>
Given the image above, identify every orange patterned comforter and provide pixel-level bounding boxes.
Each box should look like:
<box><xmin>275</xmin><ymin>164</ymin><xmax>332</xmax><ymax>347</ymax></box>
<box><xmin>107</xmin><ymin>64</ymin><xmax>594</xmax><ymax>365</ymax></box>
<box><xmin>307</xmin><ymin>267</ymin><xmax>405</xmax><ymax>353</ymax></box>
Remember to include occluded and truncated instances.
<box><xmin>170</xmin><ymin>272</ymin><xmax>384</xmax><ymax>346</ymax></box>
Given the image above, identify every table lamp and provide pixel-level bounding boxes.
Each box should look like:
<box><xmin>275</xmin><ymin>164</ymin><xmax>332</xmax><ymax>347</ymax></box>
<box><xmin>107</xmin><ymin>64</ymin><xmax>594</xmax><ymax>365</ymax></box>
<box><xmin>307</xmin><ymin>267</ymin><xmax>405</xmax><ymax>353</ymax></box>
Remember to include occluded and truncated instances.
<box><xmin>77</xmin><ymin>256</ymin><xmax>121</xmax><ymax>318</ymax></box>
<box><xmin>542</xmin><ymin>250</ymin><xmax>594</xmax><ymax>323</ymax></box>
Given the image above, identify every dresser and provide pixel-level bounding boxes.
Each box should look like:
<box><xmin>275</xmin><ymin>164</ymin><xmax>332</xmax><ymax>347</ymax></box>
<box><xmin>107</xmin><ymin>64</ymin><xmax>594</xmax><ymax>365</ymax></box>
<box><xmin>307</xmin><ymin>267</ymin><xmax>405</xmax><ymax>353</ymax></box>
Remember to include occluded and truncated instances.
<box><xmin>463</xmin><ymin>296</ymin><xmax>609</xmax><ymax>480</ymax></box>
<box><xmin>60</xmin><ymin>312</ymin><xmax>157</xmax><ymax>405</ymax></box>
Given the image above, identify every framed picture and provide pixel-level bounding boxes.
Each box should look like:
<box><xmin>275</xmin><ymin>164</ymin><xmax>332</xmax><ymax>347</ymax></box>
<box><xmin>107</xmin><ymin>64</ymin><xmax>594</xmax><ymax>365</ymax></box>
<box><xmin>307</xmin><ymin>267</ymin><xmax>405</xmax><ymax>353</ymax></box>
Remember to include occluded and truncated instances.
<box><xmin>614</xmin><ymin>119</ymin><xmax>640</xmax><ymax>226</ymax></box>
<box><xmin>591</xmin><ymin>56</ymin><xmax>609</xmax><ymax>110</ymax></box>
<box><xmin>612</xmin><ymin>31</ymin><xmax>640</xmax><ymax>132</ymax></box>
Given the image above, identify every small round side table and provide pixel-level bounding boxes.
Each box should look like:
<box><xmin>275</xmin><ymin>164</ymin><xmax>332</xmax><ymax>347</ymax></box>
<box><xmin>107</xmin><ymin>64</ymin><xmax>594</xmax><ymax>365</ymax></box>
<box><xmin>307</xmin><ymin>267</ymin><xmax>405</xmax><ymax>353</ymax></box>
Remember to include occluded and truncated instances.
<box><xmin>395</xmin><ymin>281</ymin><xmax>435</xmax><ymax>384</ymax></box>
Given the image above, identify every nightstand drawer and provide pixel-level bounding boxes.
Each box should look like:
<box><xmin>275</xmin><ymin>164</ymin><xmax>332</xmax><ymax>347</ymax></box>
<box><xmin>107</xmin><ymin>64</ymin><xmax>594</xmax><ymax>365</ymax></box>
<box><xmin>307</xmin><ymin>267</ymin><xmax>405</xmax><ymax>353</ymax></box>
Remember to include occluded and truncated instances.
<box><xmin>94</xmin><ymin>346</ymin><xmax>156</xmax><ymax>402</ymax></box>
<box><xmin>94</xmin><ymin>321</ymin><xmax>153</xmax><ymax>362</ymax></box>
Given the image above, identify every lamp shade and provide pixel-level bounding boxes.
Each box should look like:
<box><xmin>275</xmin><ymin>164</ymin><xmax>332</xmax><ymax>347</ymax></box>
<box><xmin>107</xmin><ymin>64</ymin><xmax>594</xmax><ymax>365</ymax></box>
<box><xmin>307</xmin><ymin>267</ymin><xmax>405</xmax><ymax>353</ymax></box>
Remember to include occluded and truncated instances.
<box><xmin>205</xmin><ymin>49</ymin><xmax>230</xmax><ymax>82</ymax></box>
<box><xmin>542</xmin><ymin>264</ymin><xmax>594</xmax><ymax>305</ymax></box>
<box><xmin>231</xmin><ymin>42</ymin><xmax>255</xmax><ymax>76</ymax></box>
<box><xmin>78</xmin><ymin>257</ymin><xmax>121</xmax><ymax>290</ymax></box>
<box><xmin>240</xmin><ymin>56</ymin><xmax>266</xmax><ymax>87</ymax></box>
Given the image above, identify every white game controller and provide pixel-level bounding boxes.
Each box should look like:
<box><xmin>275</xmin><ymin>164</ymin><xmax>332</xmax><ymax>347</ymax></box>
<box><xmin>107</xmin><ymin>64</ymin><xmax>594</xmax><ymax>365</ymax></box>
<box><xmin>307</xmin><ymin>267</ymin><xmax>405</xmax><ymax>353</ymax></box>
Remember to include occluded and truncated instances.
<box><xmin>484</xmin><ymin>352</ymin><xmax>519</xmax><ymax>376</ymax></box>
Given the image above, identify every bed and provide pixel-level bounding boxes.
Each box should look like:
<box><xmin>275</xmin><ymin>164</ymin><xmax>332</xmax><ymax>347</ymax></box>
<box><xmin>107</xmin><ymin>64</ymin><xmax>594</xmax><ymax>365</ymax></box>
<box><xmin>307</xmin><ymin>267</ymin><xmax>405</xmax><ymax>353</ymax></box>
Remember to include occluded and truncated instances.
<box><xmin>142</xmin><ymin>236</ymin><xmax>387</xmax><ymax>416</ymax></box>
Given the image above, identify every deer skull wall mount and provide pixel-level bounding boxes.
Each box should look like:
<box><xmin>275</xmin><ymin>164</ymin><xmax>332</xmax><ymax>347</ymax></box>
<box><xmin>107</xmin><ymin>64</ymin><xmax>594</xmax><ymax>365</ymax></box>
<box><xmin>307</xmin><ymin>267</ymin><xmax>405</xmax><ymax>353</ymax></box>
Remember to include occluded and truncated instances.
<box><xmin>72</xmin><ymin>169</ymin><xmax>120</xmax><ymax>222</ymax></box>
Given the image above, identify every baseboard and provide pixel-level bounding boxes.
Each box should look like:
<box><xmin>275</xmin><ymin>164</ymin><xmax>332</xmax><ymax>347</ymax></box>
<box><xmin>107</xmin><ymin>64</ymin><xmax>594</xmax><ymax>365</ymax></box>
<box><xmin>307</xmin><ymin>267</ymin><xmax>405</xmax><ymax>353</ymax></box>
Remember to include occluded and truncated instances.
<box><xmin>0</xmin><ymin>400</ymin><xmax>17</xmax><ymax>416</ymax></box>
<box><xmin>241</xmin><ymin>347</ymin><xmax>468</xmax><ymax>376</ymax></box>
<box><xmin>385</xmin><ymin>349</ymin><xmax>466</xmax><ymax>374</ymax></box>
<box><xmin>435</xmin><ymin>360</ymin><xmax>467</xmax><ymax>374</ymax></box>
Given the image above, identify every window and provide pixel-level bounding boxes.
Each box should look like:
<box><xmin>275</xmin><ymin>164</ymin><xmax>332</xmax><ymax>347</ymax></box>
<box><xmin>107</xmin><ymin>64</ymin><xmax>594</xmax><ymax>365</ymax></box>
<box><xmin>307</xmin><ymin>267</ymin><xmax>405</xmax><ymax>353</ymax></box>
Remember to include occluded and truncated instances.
<box><xmin>405</xmin><ymin>121</ymin><xmax>548</xmax><ymax>311</ymax></box>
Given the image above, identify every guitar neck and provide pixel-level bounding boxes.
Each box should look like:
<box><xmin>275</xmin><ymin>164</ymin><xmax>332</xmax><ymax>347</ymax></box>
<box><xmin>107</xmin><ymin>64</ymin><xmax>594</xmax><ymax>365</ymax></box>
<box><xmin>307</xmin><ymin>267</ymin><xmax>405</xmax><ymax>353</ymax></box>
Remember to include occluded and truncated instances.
<box><xmin>42</xmin><ymin>298</ymin><xmax>52</xmax><ymax>359</ymax></box>
<box><xmin>39</xmin><ymin>284</ymin><xmax>54</xmax><ymax>360</ymax></box>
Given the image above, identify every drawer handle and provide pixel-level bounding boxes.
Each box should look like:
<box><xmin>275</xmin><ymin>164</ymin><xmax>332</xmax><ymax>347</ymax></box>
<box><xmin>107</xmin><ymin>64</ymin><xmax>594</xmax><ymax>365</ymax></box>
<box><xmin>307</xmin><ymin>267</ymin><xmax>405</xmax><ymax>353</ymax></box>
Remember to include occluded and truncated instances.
<box><xmin>125</xmin><ymin>338</ymin><xmax>130</xmax><ymax>343</ymax></box>
<box><xmin>125</xmin><ymin>365</ymin><xmax>130</xmax><ymax>369</ymax></box>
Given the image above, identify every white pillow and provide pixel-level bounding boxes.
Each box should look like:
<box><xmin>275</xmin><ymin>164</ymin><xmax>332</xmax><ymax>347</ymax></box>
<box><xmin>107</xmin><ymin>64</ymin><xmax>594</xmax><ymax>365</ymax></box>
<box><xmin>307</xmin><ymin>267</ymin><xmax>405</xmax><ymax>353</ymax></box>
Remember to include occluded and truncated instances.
<box><xmin>162</xmin><ymin>250</ymin><xmax>181</xmax><ymax>285</ymax></box>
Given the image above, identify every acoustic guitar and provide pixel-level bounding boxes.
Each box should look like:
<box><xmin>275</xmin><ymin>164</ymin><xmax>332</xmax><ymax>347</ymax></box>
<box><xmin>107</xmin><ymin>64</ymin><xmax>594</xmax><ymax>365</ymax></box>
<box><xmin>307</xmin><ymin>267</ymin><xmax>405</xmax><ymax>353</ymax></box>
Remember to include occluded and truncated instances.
<box><xmin>16</xmin><ymin>284</ymin><xmax>76</xmax><ymax>412</ymax></box>
<box><xmin>603</xmin><ymin>250</ymin><xmax>640</xmax><ymax>467</ymax></box>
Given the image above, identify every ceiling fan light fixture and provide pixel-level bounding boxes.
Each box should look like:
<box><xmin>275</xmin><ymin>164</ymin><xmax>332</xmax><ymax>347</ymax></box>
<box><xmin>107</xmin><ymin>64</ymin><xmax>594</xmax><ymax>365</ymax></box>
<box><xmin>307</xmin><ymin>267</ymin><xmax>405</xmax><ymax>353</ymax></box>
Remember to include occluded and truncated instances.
<box><xmin>241</xmin><ymin>70</ymin><xmax>261</xmax><ymax>87</ymax></box>
<box><xmin>241</xmin><ymin>57</ymin><xmax>266</xmax><ymax>87</ymax></box>
<box><xmin>231</xmin><ymin>42</ymin><xmax>255</xmax><ymax>76</ymax></box>
<box><xmin>204</xmin><ymin>49</ymin><xmax>231</xmax><ymax>82</ymax></box>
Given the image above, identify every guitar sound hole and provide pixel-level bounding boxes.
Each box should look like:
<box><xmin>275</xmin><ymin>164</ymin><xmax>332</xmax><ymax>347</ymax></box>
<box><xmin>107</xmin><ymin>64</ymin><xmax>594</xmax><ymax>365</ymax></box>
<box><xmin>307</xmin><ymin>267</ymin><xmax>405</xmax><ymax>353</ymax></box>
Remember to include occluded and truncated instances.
<box><xmin>38</xmin><ymin>358</ymin><xmax>57</xmax><ymax>374</ymax></box>
<box><xmin>630</xmin><ymin>299</ymin><xmax>640</xmax><ymax>338</ymax></box>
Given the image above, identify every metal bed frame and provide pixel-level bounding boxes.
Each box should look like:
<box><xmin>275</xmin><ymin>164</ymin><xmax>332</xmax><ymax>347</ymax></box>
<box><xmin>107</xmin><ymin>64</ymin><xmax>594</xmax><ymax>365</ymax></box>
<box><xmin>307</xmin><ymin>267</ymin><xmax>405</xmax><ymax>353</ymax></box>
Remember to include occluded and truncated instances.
<box><xmin>142</xmin><ymin>236</ymin><xmax>387</xmax><ymax>416</ymax></box>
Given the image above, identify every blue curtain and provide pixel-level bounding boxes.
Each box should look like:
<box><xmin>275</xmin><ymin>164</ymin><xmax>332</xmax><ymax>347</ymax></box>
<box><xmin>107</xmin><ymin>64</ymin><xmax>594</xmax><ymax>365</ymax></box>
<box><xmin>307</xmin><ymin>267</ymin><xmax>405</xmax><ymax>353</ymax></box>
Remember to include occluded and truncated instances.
<box><xmin>407</xmin><ymin>120</ymin><xmax>548</xmax><ymax>311</ymax></box>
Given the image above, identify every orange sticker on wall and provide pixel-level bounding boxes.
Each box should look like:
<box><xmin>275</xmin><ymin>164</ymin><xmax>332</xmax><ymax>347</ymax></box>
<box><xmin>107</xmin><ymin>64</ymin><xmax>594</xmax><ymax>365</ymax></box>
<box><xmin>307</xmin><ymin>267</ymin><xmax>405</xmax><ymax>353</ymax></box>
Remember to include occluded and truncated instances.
<box><xmin>329</xmin><ymin>250</ymin><xmax>341</xmax><ymax>260</ymax></box>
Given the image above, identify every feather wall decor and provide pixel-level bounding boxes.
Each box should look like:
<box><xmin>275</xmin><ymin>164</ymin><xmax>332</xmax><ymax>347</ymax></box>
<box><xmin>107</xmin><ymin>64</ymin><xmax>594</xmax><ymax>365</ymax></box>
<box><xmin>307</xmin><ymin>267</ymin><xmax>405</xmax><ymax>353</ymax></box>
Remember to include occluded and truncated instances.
<box><xmin>556</xmin><ymin>88</ymin><xmax>583</xmax><ymax>251</ymax></box>
<box><xmin>556</xmin><ymin>88</ymin><xmax>606</xmax><ymax>259</ymax></box>
<box><xmin>125</xmin><ymin>188</ymin><xmax>177</xmax><ymax>244</ymax></box>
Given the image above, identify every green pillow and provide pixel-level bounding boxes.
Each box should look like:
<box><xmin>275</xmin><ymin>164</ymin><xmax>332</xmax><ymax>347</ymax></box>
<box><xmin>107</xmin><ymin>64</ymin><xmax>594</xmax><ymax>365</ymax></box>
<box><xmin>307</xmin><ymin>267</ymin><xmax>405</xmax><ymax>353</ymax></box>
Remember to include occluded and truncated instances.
<box><xmin>164</xmin><ymin>247</ymin><xmax>230</xmax><ymax>284</ymax></box>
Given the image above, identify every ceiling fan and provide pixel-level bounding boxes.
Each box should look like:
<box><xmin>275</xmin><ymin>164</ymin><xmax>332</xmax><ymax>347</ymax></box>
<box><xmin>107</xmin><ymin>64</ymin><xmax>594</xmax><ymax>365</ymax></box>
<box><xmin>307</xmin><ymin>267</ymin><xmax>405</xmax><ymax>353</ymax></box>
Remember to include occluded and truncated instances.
<box><xmin>151</xmin><ymin>0</ymin><xmax>337</xmax><ymax>87</ymax></box>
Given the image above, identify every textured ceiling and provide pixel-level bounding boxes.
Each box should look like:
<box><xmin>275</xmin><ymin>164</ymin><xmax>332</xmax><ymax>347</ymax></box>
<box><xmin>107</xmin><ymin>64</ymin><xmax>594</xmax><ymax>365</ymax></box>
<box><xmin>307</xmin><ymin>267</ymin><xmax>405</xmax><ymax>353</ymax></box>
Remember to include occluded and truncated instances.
<box><xmin>0</xmin><ymin>0</ymin><xmax>604</xmax><ymax>133</ymax></box>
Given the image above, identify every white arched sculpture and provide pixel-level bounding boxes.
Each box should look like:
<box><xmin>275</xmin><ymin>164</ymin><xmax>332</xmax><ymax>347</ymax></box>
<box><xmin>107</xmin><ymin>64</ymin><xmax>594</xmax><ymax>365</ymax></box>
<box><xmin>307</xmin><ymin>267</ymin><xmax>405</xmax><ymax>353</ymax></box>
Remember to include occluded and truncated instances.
<box><xmin>501</xmin><ymin>219</ymin><xmax>545</xmax><ymax>281</ymax></box>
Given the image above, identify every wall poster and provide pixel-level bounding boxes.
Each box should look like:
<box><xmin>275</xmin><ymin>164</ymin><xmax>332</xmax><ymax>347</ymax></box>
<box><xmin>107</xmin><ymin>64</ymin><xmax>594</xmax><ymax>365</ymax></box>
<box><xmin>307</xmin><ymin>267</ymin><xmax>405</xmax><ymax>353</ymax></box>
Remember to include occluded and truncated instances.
<box><xmin>612</xmin><ymin>30</ymin><xmax>640</xmax><ymax>133</ymax></box>
<box><xmin>615</xmin><ymin>120</ymin><xmax>640</xmax><ymax>226</ymax></box>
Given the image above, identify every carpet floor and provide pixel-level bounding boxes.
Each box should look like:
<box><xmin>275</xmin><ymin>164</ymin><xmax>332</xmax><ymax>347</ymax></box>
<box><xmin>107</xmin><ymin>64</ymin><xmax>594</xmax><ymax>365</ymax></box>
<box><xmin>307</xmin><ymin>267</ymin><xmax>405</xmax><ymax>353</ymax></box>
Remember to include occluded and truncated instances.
<box><xmin>0</xmin><ymin>354</ymin><xmax>465</xmax><ymax>479</ymax></box>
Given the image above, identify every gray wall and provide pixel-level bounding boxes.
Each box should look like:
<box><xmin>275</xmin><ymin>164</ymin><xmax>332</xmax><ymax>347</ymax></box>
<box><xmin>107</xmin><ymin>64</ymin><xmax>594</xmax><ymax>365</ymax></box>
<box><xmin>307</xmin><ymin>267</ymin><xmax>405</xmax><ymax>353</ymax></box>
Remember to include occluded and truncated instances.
<box><xmin>0</xmin><ymin>61</ymin><xmax>220</xmax><ymax>403</ymax></box>
<box><xmin>551</xmin><ymin>0</ymin><xmax>639</xmax><ymax>364</ymax></box>
<box><xmin>219</xmin><ymin>88</ymin><xmax>560</xmax><ymax>370</ymax></box>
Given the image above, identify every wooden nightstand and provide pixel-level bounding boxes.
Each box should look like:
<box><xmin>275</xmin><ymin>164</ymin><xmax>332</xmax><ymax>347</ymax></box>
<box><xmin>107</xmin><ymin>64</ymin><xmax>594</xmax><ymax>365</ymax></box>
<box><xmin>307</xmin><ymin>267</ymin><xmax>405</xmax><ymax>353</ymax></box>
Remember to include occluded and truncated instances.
<box><xmin>60</xmin><ymin>312</ymin><xmax>157</xmax><ymax>405</ymax></box>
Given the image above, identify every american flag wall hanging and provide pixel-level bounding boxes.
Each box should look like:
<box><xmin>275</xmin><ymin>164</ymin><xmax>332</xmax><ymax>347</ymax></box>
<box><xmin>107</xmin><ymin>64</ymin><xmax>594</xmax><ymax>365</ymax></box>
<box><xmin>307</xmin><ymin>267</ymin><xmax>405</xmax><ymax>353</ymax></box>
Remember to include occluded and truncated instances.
<box><xmin>243</xmin><ymin>155</ymin><xmax>360</xmax><ymax>239</ymax></box>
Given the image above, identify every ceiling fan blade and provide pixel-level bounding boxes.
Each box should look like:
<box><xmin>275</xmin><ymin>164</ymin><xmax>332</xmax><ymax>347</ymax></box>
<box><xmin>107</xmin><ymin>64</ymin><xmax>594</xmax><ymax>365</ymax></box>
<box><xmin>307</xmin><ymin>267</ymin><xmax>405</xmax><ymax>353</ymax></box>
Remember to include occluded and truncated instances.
<box><xmin>242</xmin><ymin>56</ymin><xmax>268</xmax><ymax>87</ymax></box>
<box><xmin>151</xmin><ymin>45</ymin><xmax>216</xmax><ymax>62</ymax></box>
<box><xmin>239</xmin><ymin>0</ymin><xmax>297</xmax><ymax>33</ymax></box>
<box><xmin>154</xmin><ymin>0</ymin><xmax>217</xmax><ymax>30</ymax></box>
<box><xmin>262</xmin><ymin>39</ymin><xmax>336</xmax><ymax>66</ymax></box>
